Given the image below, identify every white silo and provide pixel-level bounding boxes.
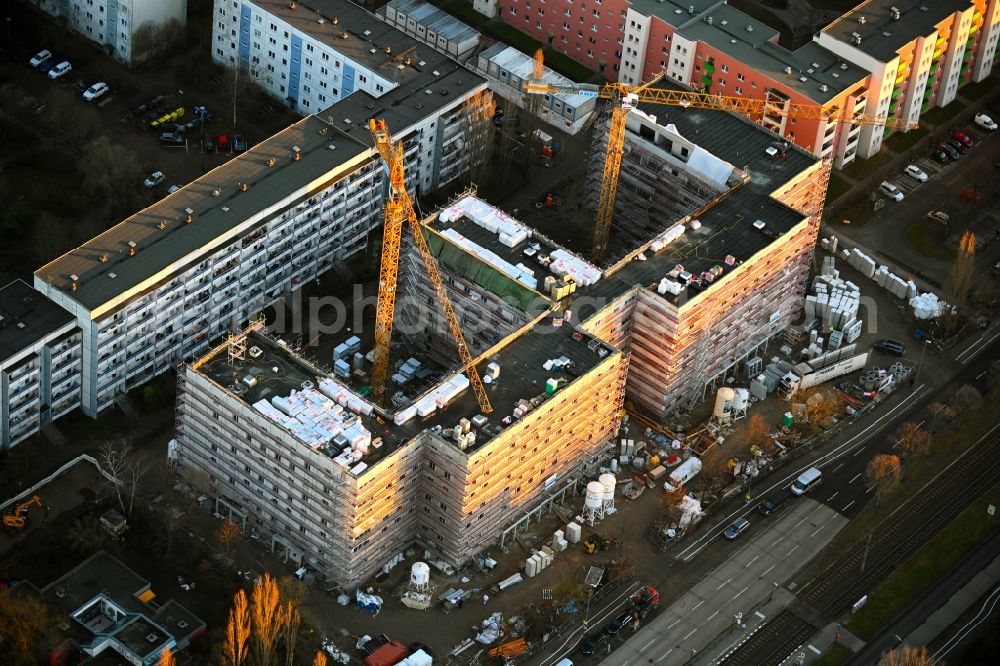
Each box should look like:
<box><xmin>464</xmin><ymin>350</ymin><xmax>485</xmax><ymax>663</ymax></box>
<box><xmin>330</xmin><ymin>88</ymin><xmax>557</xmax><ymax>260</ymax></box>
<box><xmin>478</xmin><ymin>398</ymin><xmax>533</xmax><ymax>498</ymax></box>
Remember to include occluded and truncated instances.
<box><xmin>599</xmin><ymin>473</ymin><xmax>617</xmax><ymax>513</ymax></box>
<box><xmin>583</xmin><ymin>481</ymin><xmax>606</xmax><ymax>524</ymax></box>
<box><xmin>732</xmin><ymin>388</ymin><xmax>750</xmax><ymax>419</ymax></box>
<box><xmin>713</xmin><ymin>387</ymin><xmax>736</xmax><ymax>424</ymax></box>
<box><xmin>410</xmin><ymin>562</ymin><xmax>431</xmax><ymax>592</ymax></box>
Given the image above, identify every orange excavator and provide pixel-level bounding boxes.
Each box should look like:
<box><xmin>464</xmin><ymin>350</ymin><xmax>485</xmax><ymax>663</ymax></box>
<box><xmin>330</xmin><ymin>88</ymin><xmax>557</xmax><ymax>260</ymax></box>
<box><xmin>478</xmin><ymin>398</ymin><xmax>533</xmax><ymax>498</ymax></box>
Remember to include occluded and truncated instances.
<box><xmin>3</xmin><ymin>495</ymin><xmax>42</xmax><ymax>529</ymax></box>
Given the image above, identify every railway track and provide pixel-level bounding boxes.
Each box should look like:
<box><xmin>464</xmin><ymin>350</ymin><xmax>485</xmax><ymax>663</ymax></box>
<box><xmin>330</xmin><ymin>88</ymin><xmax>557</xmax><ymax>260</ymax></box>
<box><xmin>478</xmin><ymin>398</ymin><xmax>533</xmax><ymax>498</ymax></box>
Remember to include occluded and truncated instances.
<box><xmin>720</xmin><ymin>431</ymin><xmax>1000</xmax><ymax>665</ymax></box>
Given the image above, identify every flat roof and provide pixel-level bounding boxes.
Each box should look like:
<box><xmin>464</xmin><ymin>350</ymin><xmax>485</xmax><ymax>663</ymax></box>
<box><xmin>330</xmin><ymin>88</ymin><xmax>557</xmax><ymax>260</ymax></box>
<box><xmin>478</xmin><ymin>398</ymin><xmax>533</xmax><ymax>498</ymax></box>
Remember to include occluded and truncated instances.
<box><xmin>383</xmin><ymin>0</ymin><xmax>480</xmax><ymax>44</ymax></box>
<box><xmin>41</xmin><ymin>552</ymin><xmax>150</xmax><ymax>617</ymax></box>
<box><xmin>632</xmin><ymin>0</ymin><xmax>867</xmax><ymax>103</ymax></box>
<box><xmin>479</xmin><ymin>43</ymin><xmax>594</xmax><ymax>107</ymax></box>
<box><xmin>822</xmin><ymin>0</ymin><xmax>971</xmax><ymax>62</ymax></box>
<box><xmin>35</xmin><ymin>116</ymin><xmax>371</xmax><ymax>315</ymax></box>
<box><xmin>0</xmin><ymin>280</ymin><xmax>75</xmax><ymax>362</ymax></box>
<box><xmin>251</xmin><ymin>0</ymin><xmax>481</xmax><ymax>89</ymax></box>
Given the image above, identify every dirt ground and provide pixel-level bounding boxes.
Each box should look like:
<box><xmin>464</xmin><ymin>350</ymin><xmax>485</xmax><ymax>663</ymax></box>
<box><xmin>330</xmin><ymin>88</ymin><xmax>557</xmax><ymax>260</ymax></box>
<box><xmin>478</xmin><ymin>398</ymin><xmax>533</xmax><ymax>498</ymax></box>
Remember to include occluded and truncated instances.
<box><xmin>0</xmin><ymin>1</ymin><xmax>300</xmax><ymax>285</ymax></box>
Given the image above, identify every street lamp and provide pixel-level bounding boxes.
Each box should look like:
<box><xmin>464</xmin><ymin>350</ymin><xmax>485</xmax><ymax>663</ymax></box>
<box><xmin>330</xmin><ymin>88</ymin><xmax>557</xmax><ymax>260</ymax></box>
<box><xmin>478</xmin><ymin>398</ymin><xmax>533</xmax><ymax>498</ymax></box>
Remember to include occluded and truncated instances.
<box><xmin>768</xmin><ymin>581</ymin><xmax>778</xmax><ymax>603</ymax></box>
<box><xmin>913</xmin><ymin>338</ymin><xmax>929</xmax><ymax>388</ymax></box>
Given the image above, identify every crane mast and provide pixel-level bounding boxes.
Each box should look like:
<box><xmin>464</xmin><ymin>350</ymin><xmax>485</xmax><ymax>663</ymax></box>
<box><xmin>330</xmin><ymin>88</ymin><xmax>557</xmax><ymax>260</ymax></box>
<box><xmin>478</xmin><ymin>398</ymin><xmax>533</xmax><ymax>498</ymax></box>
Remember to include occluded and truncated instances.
<box><xmin>368</xmin><ymin>120</ymin><xmax>493</xmax><ymax>414</ymax></box>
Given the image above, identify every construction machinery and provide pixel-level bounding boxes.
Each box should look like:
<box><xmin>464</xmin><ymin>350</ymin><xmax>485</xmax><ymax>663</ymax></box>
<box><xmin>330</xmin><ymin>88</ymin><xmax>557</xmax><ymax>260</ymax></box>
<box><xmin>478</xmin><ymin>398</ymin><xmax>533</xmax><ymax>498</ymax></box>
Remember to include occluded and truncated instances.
<box><xmin>524</xmin><ymin>72</ymin><xmax>918</xmax><ymax>264</ymax></box>
<box><xmin>582</xmin><ymin>532</ymin><xmax>618</xmax><ymax>554</ymax></box>
<box><xmin>630</xmin><ymin>586</ymin><xmax>660</xmax><ymax>619</ymax></box>
<box><xmin>3</xmin><ymin>495</ymin><xmax>42</xmax><ymax>529</ymax></box>
<box><xmin>368</xmin><ymin>119</ymin><xmax>492</xmax><ymax>414</ymax></box>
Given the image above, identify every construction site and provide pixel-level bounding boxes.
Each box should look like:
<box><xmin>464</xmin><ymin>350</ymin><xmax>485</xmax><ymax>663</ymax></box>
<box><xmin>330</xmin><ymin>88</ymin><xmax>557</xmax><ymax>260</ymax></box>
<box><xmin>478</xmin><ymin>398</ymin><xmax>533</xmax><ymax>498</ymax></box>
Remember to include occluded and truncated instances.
<box><xmin>170</xmin><ymin>73</ymin><xmax>837</xmax><ymax>593</ymax></box>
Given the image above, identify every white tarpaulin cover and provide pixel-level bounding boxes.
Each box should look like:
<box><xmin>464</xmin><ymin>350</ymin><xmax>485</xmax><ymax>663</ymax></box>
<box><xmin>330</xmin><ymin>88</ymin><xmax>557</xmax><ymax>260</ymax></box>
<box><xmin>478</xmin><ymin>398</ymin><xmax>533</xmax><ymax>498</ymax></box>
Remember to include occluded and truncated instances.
<box><xmin>664</xmin><ymin>124</ymin><xmax>735</xmax><ymax>190</ymax></box>
<box><xmin>910</xmin><ymin>292</ymin><xmax>949</xmax><ymax>319</ymax></box>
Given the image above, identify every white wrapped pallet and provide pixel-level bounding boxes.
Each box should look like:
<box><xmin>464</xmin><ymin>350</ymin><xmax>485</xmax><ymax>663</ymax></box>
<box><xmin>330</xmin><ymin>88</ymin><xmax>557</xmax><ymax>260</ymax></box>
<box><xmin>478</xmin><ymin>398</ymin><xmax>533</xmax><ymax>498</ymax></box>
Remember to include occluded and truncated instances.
<box><xmin>565</xmin><ymin>522</ymin><xmax>582</xmax><ymax>543</ymax></box>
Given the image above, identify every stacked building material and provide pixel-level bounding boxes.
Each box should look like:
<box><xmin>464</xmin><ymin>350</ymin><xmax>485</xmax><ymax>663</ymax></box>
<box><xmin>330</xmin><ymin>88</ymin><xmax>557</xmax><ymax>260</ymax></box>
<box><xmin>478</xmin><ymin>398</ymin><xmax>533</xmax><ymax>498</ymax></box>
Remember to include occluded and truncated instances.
<box><xmin>252</xmin><ymin>385</ymin><xmax>373</xmax><ymax>458</ymax></box>
<box><xmin>548</xmin><ymin>249</ymin><xmax>602</xmax><ymax>287</ymax></box>
<box><xmin>440</xmin><ymin>227</ymin><xmax>538</xmax><ymax>290</ymax></box>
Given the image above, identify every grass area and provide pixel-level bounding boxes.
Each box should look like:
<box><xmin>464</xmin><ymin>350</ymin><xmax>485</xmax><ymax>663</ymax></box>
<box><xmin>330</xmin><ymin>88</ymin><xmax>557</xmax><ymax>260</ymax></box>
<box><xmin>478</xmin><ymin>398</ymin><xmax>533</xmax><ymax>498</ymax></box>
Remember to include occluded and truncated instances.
<box><xmin>904</xmin><ymin>219</ymin><xmax>958</xmax><ymax>261</ymax></box>
<box><xmin>811</xmin><ymin>643</ymin><xmax>855</xmax><ymax>666</ymax></box>
<box><xmin>729</xmin><ymin>0</ymin><xmax>794</xmax><ymax>47</ymax></box>
<box><xmin>825</xmin><ymin>388</ymin><xmax>999</xmax><ymax>552</ymax></box>
<box><xmin>826</xmin><ymin>173</ymin><xmax>852</xmax><ymax>203</ymax></box>
<box><xmin>886</xmin><ymin>126</ymin><xmax>929</xmax><ymax>153</ymax></box>
<box><xmin>959</xmin><ymin>74</ymin><xmax>999</xmax><ymax>101</ymax></box>
<box><xmin>832</xmin><ymin>199</ymin><xmax>875</xmax><ymax>228</ymax></box>
<box><xmin>846</xmin><ymin>479</ymin><xmax>1000</xmax><ymax>639</ymax></box>
<box><xmin>840</xmin><ymin>148</ymin><xmax>895</xmax><ymax>180</ymax></box>
<box><xmin>921</xmin><ymin>99</ymin><xmax>968</xmax><ymax>126</ymax></box>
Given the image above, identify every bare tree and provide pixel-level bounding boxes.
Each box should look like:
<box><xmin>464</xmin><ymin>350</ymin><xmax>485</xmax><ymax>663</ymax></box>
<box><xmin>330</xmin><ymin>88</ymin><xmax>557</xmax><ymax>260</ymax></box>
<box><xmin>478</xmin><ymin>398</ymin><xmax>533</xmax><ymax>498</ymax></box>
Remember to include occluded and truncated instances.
<box><xmin>131</xmin><ymin>19</ymin><xmax>186</xmax><ymax>63</ymax></box>
<box><xmin>224</xmin><ymin>61</ymin><xmax>264</xmax><ymax>128</ymax></box>
<box><xmin>0</xmin><ymin>584</ymin><xmax>55</xmax><ymax>664</ymax></box>
<box><xmin>927</xmin><ymin>401</ymin><xmax>955</xmax><ymax>433</ymax></box>
<box><xmin>738</xmin><ymin>414</ymin><xmax>774</xmax><ymax>456</ymax></box>
<box><xmin>699</xmin><ymin>448</ymin><xmax>729</xmax><ymax>487</ymax></box>
<box><xmin>949</xmin><ymin>384</ymin><xmax>983</xmax><ymax>415</ymax></box>
<box><xmin>78</xmin><ymin>136</ymin><xmax>142</xmax><ymax>213</ymax></box>
<box><xmin>793</xmin><ymin>387</ymin><xmax>846</xmax><ymax>434</ymax></box>
<box><xmin>892</xmin><ymin>422</ymin><xmax>932</xmax><ymax>459</ymax></box>
<box><xmin>461</xmin><ymin>91</ymin><xmax>496</xmax><ymax>187</ymax></box>
<box><xmin>280</xmin><ymin>601</ymin><xmax>301</xmax><ymax>666</ymax></box>
<box><xmin>155</xmin><ymin>506</ymin><xmax>188</xmax><ymax>562</ymax></box>
<box><xmin>157</xmin><ymin>646</ymin><xmax>177</xmax><ymax>666</ymax></box>
<box><xmin>313</xmin><ymin>653</ymin><xmax>328</xmax><ymax>666</ymax></box>
<box><xmin>216</xmin><ymin>519</ymin><xmax>242</xmax><ymax>567</ymax></box>
<box><xmin>867</xmin><ymin>454</ymin><xmax>902</xmax><ymax>506</ymax></box>
<box><xmin>224</xmin><ymin>589</ymin><xmax>251</xmax><ymax>666</ymax></box>
<box><xmin>250</xmin><ymin>573</ymin><xmax>283</xmax><ymax>666</ymax></box>
<box><xmin>100</xmin><ymin>438</ymin><xmax>146</xmax><ymax>518</ymax></box>
<box><xmin>67</xmin><ymin>514</ymin><xmax>109</xmax><ymax>555</ymax></box>
<box><xmin>878</xmin><ymin>645</ymin><xmax>936</xmax><ymax>666</ymax></box>
<box><xmin>945</xmin><ymin>231</ymin><xmax>976</xmax><ymax>308</ymax></box>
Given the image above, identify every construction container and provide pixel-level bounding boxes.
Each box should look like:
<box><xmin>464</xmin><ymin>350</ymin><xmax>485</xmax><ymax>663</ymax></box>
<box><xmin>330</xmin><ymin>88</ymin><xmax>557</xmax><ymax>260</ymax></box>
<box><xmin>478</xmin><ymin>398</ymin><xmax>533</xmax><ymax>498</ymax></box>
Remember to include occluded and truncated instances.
<box><xmin>545</xmin><ymin>378</ymin><xmax>559</xmax><ymax>395</ymax></box>
<box><xmin>782</xmin><ymin>412</ymin><xmax>794</xmax><ymax>427</ymax></box>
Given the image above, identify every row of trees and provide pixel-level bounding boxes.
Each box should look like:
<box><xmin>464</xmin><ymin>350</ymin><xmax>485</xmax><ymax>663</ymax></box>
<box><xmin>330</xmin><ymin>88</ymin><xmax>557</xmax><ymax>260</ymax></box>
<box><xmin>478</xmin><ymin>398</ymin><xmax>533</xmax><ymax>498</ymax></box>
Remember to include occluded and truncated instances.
<box><xmin>222</xmin><ymin>572</ymin><xmax>307</xmax><ymax>666</ymax></box>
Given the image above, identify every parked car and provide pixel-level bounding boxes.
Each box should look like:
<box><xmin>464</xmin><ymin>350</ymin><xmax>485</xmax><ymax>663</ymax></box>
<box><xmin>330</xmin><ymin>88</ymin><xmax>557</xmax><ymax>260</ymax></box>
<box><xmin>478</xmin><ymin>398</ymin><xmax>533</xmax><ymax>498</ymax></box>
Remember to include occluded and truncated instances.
<box><xmin>160</xmin><ymin>132</ymin><xmax>185</xmax><ymax>146</ymax></box>
<box><xmin>167</xmin><ymin>185</ymin><xmax>181</xmax><ymax>194</ymax></box>
<box><xmin>927</xmin><ymin>210</ymin><xmax>950</xmax><ymax>226</ymax></box>
<box><xmin>930</xmin><ymin>150</ymin><xmax>950</xmax><ymax>165</ymax></box>
<box><xmin>938</xmin><ymin>143</ymin><xmax>961</xmax><ymax>160</ymax></box>
<box><xmin>29</xmin><ymin>49</ymin><xmax>52</xmax><ymax>69</ymax></box>
<box><xmin>202</xmin><ymin>135</ymin><xmax>216</xmax><ymax>152</ymax></box>
<box><xmin>216</xmin><ymin>134</ymin><xmax>231</xmax><ymax>152</ymax></box>
<box><xmin>233</xmin><ymin>135</ymin><xmax>247</xmax><ymax>153</ymax></box>
<box><xmin>82</xmin><ymin>82</ymin><xmax>109</xmax><ymax>102</ymax></box>
<box><xmin>144</xmin><ymin>171</ymin><xmax>165</xmax><ymax>188</ymax></box>
<box><xmin>879</xmin><ymin>181</ymin><xmax>905</xmax><ymax>202</ymax></box>
<box><xmin>723</xmin><ymin>517</ymin><xmax>750</xmax><ymax>540</ymax></box>
<box><xmin>47</xmin><ymin>61</ymin><xmax>72</xmax><ymax>80</ymax></box>
<box><xmin>874</xmin><ymin>339</ymin><xmax>906</xmax><ymax>356</ymax></box>
<box><xmin>604</xmin><ymin>611</ymin><xmax>637</xmax><ymax>636</ymax></box>
<box><xmin>758</xmin><ymin>489</ymin><xmax>791</xmax><ymax>516</ymax></box>
<box><xmin>948</xmin><ymin>139</ymin><xmax>969</xmax><ymax>154</ymax></box>
<box><xmin>951</xmin><ymin>130</ymin><xmax>974</xmax><ymax>148</ymax></box>
<box><xmin>975</xmin><ymin>112</ymin><xmax>997</xmax><ymax>130</ymax></box>
<box><xmin>580</xmin><ymin>632</ymin><xmax>609</xmax><ymax>655</ymax></box>
<box><xmin>904</xmin><ymin>164</ymin><xmax>928</xmax><ymax>182</ymax></box>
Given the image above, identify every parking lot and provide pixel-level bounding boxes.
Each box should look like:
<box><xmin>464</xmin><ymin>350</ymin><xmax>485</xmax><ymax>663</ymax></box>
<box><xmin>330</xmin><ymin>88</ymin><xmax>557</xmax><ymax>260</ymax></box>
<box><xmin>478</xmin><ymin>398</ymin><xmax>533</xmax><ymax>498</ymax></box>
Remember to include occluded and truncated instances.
<box><xmin>0</xmin><ymin>2</ymin><xmax>300</xmax><ymax>284</ymax></box>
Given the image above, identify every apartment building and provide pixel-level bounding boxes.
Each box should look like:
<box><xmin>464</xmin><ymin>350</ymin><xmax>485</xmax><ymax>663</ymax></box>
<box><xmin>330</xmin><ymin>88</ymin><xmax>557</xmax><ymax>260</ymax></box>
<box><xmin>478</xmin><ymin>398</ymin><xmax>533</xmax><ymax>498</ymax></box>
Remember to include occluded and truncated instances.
<box><xmin>380</xmin><ymin>0</ymin><xmax>481</xmax><ymax>61</ymax></box>
<box><xmin>34</xmin><ymin>0</ymin><xmax>187</xmax><ymax>65</ymax></box>
<box><xmin>34</xmin><ymin>116</ymin><xmax>384</xmax><ymax>418</ymax></box>
<box><xmin>212</xmin><ymin>0</ymin><xmax>490</xmax><ymax>192</ymax></box>
<box><xmin>817</xmin><ymin>0</ymin><xmax>1000</xmax><ymax>159</ymax></box>
<box><xmin>475</xmin><ymin>43</ymin><xmax>597</xmax><ymax>134</ymax></box>
<box><xmin>0</xmin><ymin>280</ymin><xmax>81</xmax><ymax>450</ymax></box>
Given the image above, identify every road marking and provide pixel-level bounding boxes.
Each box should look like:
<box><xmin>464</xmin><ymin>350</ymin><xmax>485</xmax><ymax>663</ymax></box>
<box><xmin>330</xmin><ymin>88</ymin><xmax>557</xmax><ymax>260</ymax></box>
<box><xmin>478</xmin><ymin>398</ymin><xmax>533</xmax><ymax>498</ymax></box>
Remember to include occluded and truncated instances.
<box><xmin>657</xmin><ymin>649</ymin><xmax>673</xmax><ymax>662</ymax></box>
<box><xmin>755</xmin><ymin>611</ymin><xmax>766</xmax><ymax>619</ymax></box>
<box><xmin>853</xmin><ymin>446</ymin><xmax>866</xmax><ymax>456</ymax></box>
<box><xmin>761</xmin><ymin>564</ymin><xmax>776</xmax><ymax>578</ymax></box>
<box><xmin>667</xmin><ymin>619</ymin><xmax>681</xmax><ymax>629</ymax></box>
<box><xmin>707</xmin><ymin>610</ymin><xmax>720</xmax><ymax>621</ymax></box>
<box><xmin>692</xmin><ymin>600</ymin><xmax>704</xmax><ymax>610</ymax></box>
<box><xmin>676</xmin><ymin>385</ymin><xmax>928</xmax><ymax>561</ymax></box>
<box><xmin>771</xmin><ymin>536</ymin><xmax>784</xmax><ymax>546</ymax></box>
<box><xmin>811</xmin><ymin>524</ymin><xmax>825</xmax><ymax>537</ymax></box>
<box><xmin>850</xmin><ymin>472</ymin><xmax>862</xmax><ymax>483</ymax></box>
<box><xmin>844</xmin><ymin>500</ymin><xmax>856</xmax><ymax>512</ymax></box>
<box><xmin>746</xmin><ymin>555</ymin><xmax>760</xmax><ymax>567</ymax></box>
<box><xmin>827</xmin><ymin>492</ymin><xmax>839</xmax><ymax>501</ymax></box>
<box><xmin>733</xmin><ymin>587</ymin><xmax>749</xmax><ymax>600</ymax></box>
<box><xmin>831</xmin><ymin>463</ymin><xmax>844</xmax><ymax>473</ymax></box>
<box><xmin>684</xmin><ymin>628</ymin><xmax>698</xmax><ymax>640</ymax></box>
<box><xmin>788</xmin><ymin>545</ymin><xmax>799</xmax><ymax>556</ymax></box>
<box><xmin>642</xmin><ymin>638</ymin><xmax>656</xmax><ymax>650</ymax></box>
<box><xmin>717</xmin><ymin>579</ymin><xmax>731</xmax><ymax>590</ymax></box>
<box><xmin>867</xmin><ymin>486</ymin><xmax>875</xmax><ymax>493</ymax></box>
<box><xmin>809</xmin><ymin>645</ymin><xmax>822</xmax><ymax>655</ymax></box>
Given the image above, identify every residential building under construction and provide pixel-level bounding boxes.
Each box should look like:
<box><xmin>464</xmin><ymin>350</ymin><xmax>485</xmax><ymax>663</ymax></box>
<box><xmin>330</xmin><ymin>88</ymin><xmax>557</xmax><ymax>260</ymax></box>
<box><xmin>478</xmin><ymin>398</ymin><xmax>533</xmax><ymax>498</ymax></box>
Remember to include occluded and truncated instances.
<box><xmin>173</xmin><ymin>81</ymin><xmax>828</xmax><ymax>587</ymax></box>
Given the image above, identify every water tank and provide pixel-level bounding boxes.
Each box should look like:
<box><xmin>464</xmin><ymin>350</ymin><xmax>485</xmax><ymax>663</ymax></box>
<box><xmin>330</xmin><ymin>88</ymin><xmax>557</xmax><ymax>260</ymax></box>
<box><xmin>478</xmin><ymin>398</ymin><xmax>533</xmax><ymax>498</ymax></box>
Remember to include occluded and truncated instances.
<box><xmin>713</xmin><ymin>387</ymin><xmax>736</xmax><ymax>418</ymax></box>
<box><xmin>585</xmin><ymin>482</ymin><xmax>605</xmax><ymax>509</ymax></box>
<box><xmin>599</xmin><ymin>473</ymin><xmax>617</xmax><ymax>501</ymax></box>
<box><xmin>410</xmin><ymin>562</ymin><xmax>430</xmax><ymax>587</ymax></box>
<box><xmin>732</xmin><ymin>388</ymin><xmax>750</xmax><ymax>411</ymax></box>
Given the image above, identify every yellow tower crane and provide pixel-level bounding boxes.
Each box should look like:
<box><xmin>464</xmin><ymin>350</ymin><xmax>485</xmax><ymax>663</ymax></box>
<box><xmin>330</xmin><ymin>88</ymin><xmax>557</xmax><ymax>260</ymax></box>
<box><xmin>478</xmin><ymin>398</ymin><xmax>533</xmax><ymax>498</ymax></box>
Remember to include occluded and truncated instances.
<box><xmin>368</xmin><ymin>119</ymin><xmax>493</xmax><ymax>414</ymax></box>
<box><xmin>524</xmin><ymin>77</ymin><xmax>918</xmax><ymax>264</ymax></box>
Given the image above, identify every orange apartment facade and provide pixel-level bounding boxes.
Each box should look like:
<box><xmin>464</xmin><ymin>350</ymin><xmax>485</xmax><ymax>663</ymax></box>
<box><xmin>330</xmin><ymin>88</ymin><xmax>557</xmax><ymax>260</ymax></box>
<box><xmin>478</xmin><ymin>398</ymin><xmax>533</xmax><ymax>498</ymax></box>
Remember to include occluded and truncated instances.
<box><xmin>481</xmin><ymin>0</ymin><xmax>999</xmax><ymax>166</ymax></box>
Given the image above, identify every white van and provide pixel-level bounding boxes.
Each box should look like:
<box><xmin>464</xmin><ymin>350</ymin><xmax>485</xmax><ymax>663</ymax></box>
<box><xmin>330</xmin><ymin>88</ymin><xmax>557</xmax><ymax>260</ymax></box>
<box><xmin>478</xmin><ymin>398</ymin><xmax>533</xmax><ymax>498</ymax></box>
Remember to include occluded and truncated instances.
<box><xmin>554</xmin><ymin>659</ymin><xmax>574</xmax><ymax>666</ymax></box>
<box><xmin>791</xmin><ymin>467</ymin><xmax>822</xmax><ymax>495</ymax></box>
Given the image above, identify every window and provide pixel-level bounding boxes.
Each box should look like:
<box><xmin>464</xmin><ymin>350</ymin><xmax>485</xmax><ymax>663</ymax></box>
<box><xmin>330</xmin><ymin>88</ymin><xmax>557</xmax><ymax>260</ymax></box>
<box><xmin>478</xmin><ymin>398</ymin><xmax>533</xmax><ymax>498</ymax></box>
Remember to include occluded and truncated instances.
<box><xmin>720</xmin><ymin>64</ymin><xmax>729</xmax><ymax>73</ymax></box>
